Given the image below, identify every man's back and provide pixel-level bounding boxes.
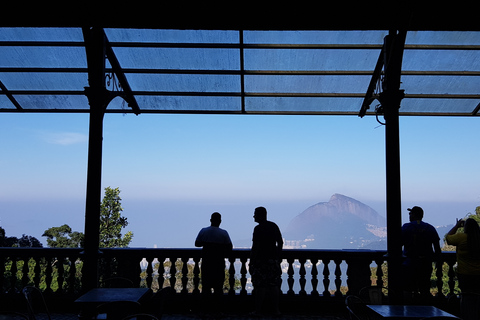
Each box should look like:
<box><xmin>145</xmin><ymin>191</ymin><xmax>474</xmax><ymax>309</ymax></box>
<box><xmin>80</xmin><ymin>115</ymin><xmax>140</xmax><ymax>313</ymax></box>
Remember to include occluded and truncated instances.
<box><xmin>196</xmin><ymin>226</ymin><xmax>232</xmax><ymax>260</ymax></box>
<box><xmin>252</xmin><ymin>220</ymin><xmax>283</xmax><ymax>260</ymax></box>
<box><xmin>402</xmin><ymin>220</ymin><xmax>439</xmax><ymax>258</ymax></box>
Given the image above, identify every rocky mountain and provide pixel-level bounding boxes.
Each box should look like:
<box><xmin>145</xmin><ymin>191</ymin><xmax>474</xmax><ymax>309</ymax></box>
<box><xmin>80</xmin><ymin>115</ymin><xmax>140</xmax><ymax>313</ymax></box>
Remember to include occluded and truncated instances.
<box><xmin>283</xmin><ymin>194</ymin><xmax>387</xmax><ymax>249</ymax></box>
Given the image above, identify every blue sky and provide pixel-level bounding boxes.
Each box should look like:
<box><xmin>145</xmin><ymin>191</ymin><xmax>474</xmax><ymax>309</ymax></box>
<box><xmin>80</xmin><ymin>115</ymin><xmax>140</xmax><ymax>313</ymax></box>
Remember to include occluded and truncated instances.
<box><xmin>0</xmin><ymin>113</ymin><xmax>479</xmax><ymax>248</ymax></box>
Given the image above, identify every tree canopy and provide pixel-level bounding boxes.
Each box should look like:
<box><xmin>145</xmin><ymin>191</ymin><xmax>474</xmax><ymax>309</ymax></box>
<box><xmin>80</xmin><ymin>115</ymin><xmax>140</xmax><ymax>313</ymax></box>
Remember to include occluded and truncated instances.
<box><xmin>42</xmin><ymin>186</ymin><xmax>133</xmax><ymax>248</ymax></box>
<box><xmin>0</xmin><ymin>226</ymin><xmax>42</xmax><ymax>247</ymax></box>
<box><xmin>99</xmin><ymin>186</ymin><xmax>133</xmax><ymax>248</ymax></box>
<box><xmin>42</xmin><ymin>224</ymin><xmax>84</xmax><ymax>248</ymax></box>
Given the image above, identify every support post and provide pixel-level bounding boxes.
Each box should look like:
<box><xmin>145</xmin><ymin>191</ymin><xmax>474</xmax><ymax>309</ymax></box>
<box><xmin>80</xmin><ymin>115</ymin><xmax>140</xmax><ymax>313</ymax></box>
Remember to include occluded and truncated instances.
<box><xmin>380</xmin><ymin>30</ymin><xmax>406</xmax><ymax>303</ymax></box>
<box><xmin>82</xmin><ymin>27</ymin><xmax>109</xmax><ymax>291</ymax></box>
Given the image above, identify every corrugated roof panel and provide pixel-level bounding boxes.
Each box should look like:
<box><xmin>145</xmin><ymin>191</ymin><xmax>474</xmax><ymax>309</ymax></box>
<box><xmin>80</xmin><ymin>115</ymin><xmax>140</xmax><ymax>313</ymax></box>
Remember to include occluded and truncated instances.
<box><xmin>400</xmin><ymin>98</ymin><xmax>479</xmax><ymax>115</ymax></box>
<box><xmin>0</xmin><ymin>28</ymin><xmax>479</xmax><ymax>115</ymax></box>
<box><xmin>0</xmin><ymin>27</ymin><xmax>83</xmax><ymax>41</ymax></box>
<box><xmin>245</xmin><ymin>75</ymin><xmax>371</xmax><ymax>94</ymax></box>
<box><xmin>126</xmin><ymin>74</ymin><xmax>240</xmax><ymax>92</ymax></box>
<box><xmin>105</xmin><ymin>29</ymin><xmax>239</xmax><ymax>43</ymax></box>
<box><xmin>14</xmin><ymin>95</ymin><xmax>88</xmax><ymax>110</ymax></box>
<box><xmin>0</xmin><ymin>72</ymin><xmax>87</xmax><ymax>90</ymax></box>
<box><xmin>112</xmin><ymin>47</ymin><xmax>240</xmax><ymax>70</ymax></box>
<box><xmin>245</xmin><ymin>97</ymin><xmax>364</xmax><ymax>114</ymax></box>
<box><xmin>243</xmin><ymin>30</ymin><xmax>388</xmax><ymax>45</ymax></box>
<box><xmin>132</xmin><ymin>96</ymin><xmax>242</xmax><ymax>112</ymax></box>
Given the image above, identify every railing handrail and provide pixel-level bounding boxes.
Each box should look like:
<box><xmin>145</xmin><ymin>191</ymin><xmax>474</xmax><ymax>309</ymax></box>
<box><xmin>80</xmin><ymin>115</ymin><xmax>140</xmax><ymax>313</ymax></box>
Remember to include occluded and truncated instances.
<box><xmin>0</xmin><ymin>247</ymin><xmax>458</xmax><ymax>298</ymax></box>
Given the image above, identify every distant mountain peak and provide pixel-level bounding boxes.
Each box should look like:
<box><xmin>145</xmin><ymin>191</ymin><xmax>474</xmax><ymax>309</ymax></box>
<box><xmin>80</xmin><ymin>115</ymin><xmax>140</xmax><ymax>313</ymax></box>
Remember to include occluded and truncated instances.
<box><xmin>283</xmin><ymin>194</ymin><xmax>386</xmax><ymax>249</ymax></box>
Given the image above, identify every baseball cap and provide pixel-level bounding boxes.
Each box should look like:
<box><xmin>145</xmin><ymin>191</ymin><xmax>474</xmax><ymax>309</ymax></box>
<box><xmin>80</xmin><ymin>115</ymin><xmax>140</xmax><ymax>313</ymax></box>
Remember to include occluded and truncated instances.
<box><xmin>407</xmin><ymin>206</ymin><xmax>424</xmax><ymax>216</ymax></box>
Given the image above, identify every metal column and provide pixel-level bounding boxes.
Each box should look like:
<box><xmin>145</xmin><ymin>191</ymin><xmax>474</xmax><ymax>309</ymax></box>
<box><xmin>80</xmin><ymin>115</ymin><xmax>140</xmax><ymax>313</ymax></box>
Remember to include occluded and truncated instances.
<box><xmin>380</xmin><ymin>30</ymin><xmax>406</xmax><ymax>303</ymax></box>
<box><xmin>82</xmin><ymin>27</ymin><xmax>109</xmax><ymax>291</ymax></box>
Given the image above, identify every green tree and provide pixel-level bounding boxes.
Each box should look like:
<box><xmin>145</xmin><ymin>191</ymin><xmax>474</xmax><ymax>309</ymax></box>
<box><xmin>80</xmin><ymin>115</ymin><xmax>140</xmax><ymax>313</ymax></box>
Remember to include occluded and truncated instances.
<box><xmin>42</xmin><ymin>224</ymin><xmax>84</xmax><ymax>248</ymax></box>
<box><xmin>99</xmin><ymin>187</ymin><xmax>133</xmax><ymax>248</ymax></box>
<box><xmin>1</xmin><ymin>226</ymin><xmax>42</xmax><ymax>247</ymax></box>
<box><xmin>18</xmin><ymin>234</ymin><xmax>43</xmax><ymax>247</ymax></box>
<box><xmin>42</xmin><ymin>187</ymin><xmax>133</xmax><ymax>248</ymax></box>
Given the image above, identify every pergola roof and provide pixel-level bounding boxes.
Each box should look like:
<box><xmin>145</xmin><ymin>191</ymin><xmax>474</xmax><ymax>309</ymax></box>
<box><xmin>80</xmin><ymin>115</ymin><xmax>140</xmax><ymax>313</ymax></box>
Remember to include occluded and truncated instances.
<box><xmin>1</xmin><ymin>6</ymin><xmax>480</xmax><ymax>117</ymax></box>
<box><xmin>2</xmin><ymin>6</ymin><xmax>478</xmax><ymax>297</ymax></box>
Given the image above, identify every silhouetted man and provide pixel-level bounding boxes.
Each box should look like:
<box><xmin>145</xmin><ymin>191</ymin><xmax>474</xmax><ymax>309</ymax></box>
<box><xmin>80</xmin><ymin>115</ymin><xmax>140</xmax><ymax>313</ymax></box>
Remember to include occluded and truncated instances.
<box><xmin>195</xmin><ymin>212</ymin><xmax>232</xmax><ymax>313</ymax></box>
<box><xmin>250</xmin><ymin>206</ymin><xmax>283</xmax><ymax>315</ymax></box>
<box><xmin>401</xmin><ymin>206</ymin><xmax>441</xmax><ymax>301</ymax></box>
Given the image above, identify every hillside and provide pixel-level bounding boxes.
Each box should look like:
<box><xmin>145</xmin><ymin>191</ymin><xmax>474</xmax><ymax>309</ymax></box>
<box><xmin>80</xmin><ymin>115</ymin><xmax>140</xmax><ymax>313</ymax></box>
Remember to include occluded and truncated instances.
<box><xmin>283</xmin><ymin>194</ymin><xmax>386</xmax><ymax>249</ymax></box>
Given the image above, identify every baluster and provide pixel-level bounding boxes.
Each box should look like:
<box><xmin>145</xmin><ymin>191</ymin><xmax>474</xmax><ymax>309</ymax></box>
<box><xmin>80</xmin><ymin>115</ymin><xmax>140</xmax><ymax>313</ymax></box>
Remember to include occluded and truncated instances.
<box><xmin>104</xmin><ymin>256</ymin><xmax>112</xmax><ymax>281</ymax></box>
<box><xmin>57</xmin><ymin>257</ymin><xmax>65</xmax><ymax>293</ymax></box>
<box><xmin>44</xmin><ymin>257</ymin><xmax>53</xmax><ymax>294</ymax></box>
<box><xmin>334</xmin><ymin>259</ymin><xmax>342</xmax><ymax>297</ymax></box>
<box><xmin>158</xmin><ymin>258</ymin><xmax>165</xmax><ymax>289</ymax></box>
<box><xmin>33</xmin><ymin>257</ymin><xmax>41</xmax><ymax>288</ymax></box>
<box><xmin>181</xmin><ymin>257</ymin><xmax>188</xmax><ymax>294</ymax></box>
<box><xmin>435</xmin><ymin>259</ymin><xmax>444</xmax><ymax>298</ymax></box>
<box><xmin>322</xmin><ymin>259</ymin><xmax>331</xmax><ymax>297</ymax></box>
<box><xmin>169</xmin><ymin>257</ymin><xmax>177</xmax><ymax>290</ymax></box>
<box><xmin>298</xmin><ymin>258</ymin><xmax>306</xmax><ymax>296</ymax></box>
<box><xmin>287</xmin><ymin>258</ymin><xmax>295</xmax><ymax>296</ymax></box>
<box><xmin>192</xmin><ymin>257</ymin><xmax>200</xmax><ymax>295</ymax></box>
<box><xmin>146</xmin><ymin>258</ymin><xmax>154</xmax><ymax>289</ymax></box>
<box><xmin>228</xmin><ymin>257</ymin><xmax>236</xmax><ymax>295</ymax></box>
<box><xmin>67</xmin><ymin>257</ymin><xmax>77</xmax><ymax>294</ymax></box>
<box><xmin>310</xmin><ymin>258</ymin><xmax>319</xmax><ymax>296</ymax></box>
<box><xmin>240</xmin><ymin>257</ymin><xmax>248</xmax><ymax>296</ymax></box>
<box><xmin>375</xmin><ymin>259</ymin><xmax>384</xmax><ymax>288</ymax></box>
<box><xmin>0</xmin><ymin>255</ymin><xmax>5</xmax><ymax>292</ymax></box>
<box><xmin>447</xmin><ymin>260</ymin><xmax>456</xmax><ymax>296</ymax></box>
<box><xmin>22</xmin><ymin>257</ymin><xmax>30</xmax><ymax>288</ymax></box>
<box><xmin>163</xmin><ymin>258</ymin><xmax>171</xmax><ymax>289</ymax></box>
<box><xmin>8</xmin><ymin>257</ymin><xmax>18</xmax><ymax>293</ymax></box>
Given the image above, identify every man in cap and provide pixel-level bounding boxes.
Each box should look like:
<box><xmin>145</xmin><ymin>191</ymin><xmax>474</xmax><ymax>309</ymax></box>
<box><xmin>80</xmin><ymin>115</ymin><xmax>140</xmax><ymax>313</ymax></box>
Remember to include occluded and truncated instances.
<box><xmin>250</xmin><ymin>206</ymin><xmax>283</xmax><ymax>315</ymax></box>
<box><xmin>401</xmin><ymin>206</ymin><xmax>441</xmax><ymax>301</ymax></box>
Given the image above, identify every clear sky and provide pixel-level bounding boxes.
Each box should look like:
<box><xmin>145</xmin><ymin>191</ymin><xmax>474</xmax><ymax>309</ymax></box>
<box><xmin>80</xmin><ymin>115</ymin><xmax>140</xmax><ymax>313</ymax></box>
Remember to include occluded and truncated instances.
<box><xmin>0</xmin><ymin>112</ymin><xmax>479</xmax><ymax>248</ymax></box>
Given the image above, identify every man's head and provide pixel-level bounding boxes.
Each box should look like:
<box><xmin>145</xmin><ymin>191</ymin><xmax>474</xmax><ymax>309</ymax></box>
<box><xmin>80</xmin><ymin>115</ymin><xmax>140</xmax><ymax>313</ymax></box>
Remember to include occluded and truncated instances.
<box><xmin>254</xmin><ymin>206</ymin><xmax>267</xmax><ymax>223</ymax></box>
<box><xmin>408</xmin><ymin>206</ymin><xmax>424</xmax><ymax>221</ymax></box>
<box><xmin>210</xmin><ymin>212</ymin><xmax>221</xmax><ymax>227</ymax></box>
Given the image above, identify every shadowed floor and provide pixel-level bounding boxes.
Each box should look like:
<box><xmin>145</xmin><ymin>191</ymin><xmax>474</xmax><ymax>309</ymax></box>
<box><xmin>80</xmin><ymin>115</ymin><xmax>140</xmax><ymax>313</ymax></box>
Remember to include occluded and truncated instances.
<box><xmin>161</xmin><ymin>313</ymin><xmax>348</xmax><ymax>320</ymax></box>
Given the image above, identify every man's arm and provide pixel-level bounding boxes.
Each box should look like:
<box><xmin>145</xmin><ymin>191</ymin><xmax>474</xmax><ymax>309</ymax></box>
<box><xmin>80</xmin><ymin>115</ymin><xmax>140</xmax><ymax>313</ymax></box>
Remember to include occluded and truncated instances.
<box><xmin>195</xmin><ymin>229</ymin><xmax>204</xmax><ymax>247</ymax></box>
<box><xmin>433</xmin><ymin>240</ymin><xmax>441</xmax><ymax>256</ymax></box>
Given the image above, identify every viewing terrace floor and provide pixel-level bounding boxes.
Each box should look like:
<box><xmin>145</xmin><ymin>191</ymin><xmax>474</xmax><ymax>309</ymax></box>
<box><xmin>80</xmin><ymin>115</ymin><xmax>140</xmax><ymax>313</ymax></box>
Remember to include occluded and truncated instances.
<box><xmin>162</xmin><ymin>312</ymin><xmax>347</xmax><ymax>320</ymax></box>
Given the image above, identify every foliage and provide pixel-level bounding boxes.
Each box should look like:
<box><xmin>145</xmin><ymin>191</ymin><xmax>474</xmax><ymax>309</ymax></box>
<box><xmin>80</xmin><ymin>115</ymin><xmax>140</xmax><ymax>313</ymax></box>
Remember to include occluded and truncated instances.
<box><xmin>442</xmin><ymin>205</ymin><xmax>480</xmax><ymax>251</ymax></box>
<box><xmin>42</xmin><ymin>224</ymin><xmax>84</xmax><ymax>248</ymax></box>
<box><xmin>41</xmin><ymin>186</ymin><xmax>132</xmax><ymax>248</ymax></box>
<box><xmin>99</xmin><ymin>187</ymin><xmax>133</xmax><ymax>248</ymax></box>
<box><xmin>0</xmin><ymin>226</ymin><xmax>42</xmax><ymax>247</ymax></box>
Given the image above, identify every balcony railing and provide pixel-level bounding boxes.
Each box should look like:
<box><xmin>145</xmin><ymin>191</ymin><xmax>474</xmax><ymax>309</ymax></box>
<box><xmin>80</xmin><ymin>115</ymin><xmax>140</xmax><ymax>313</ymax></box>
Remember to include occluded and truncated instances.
<box><xmin>0</xmin><ymin>248</ymin><xmax>458</xmax><ymax>313</ymax></box>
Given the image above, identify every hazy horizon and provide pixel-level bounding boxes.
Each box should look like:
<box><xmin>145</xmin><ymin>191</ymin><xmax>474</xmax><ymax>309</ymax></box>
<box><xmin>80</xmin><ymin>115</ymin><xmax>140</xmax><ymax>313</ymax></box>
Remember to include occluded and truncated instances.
<box><xmin>1</xmin><ymin>114</ymin><xmax>479</xmax><ymax>249</ymax></box>
<box><xmin>1</xmin><ymin>195</ymin><xmax>478</xmax><ymax>249</ymax></box>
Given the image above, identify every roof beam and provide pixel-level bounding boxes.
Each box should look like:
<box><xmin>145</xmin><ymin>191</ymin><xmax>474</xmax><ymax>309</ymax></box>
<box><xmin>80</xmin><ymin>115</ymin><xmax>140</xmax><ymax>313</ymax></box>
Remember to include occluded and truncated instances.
<box><xmin>0</xmin><ymin>80</ymin><xmax>23</xmax><ymax>110</ymax></box>
<box><xmin>3</xmin><ymin>5</ymin><xmax>480</xmax><ymax>31</ymax></box>
<box><xmin>104</xmin><ymin>34</ymin><xmax>141</xmax><ymax>115</ymax></box>
<box><xmin>359</xmin><ymin>48</ymin><xmax>384</xmax><ymax>118</ymax></box>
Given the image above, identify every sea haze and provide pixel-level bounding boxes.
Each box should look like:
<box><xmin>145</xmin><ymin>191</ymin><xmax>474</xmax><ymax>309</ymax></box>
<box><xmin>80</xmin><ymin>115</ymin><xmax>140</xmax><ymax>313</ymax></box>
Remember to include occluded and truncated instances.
<box><xmin>1</xmin><ymin>196</ymin><xmax>477</xmax><ymax>248</ymax></box>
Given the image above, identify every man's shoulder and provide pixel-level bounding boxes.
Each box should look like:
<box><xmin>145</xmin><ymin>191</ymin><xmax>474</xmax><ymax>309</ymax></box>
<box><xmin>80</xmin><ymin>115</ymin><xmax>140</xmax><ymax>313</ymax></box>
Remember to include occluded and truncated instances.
<box><xmin>402</xmin><ymin>220</ymin><xmax>435</xmax><ymax>229</ymax></box>
<box><xmin>219</xmin><ymin>227</ymin><xmax>230</xmax><ymax>235</ymax></box>
<box><xmin>422</xmin><ymin>221</ymin><xmax>438</xmax><ymax>231</ymax></box>
<box><xmin>266</xmin><ymin>220</ymin><xmax>280</xmax><ymax>227</ymax></box>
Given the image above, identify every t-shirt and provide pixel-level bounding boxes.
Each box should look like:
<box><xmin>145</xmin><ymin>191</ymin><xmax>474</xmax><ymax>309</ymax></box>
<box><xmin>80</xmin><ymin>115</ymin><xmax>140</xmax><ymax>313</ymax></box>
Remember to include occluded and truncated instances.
<box><xmin>195</xmin><ymin>226</ymin><xmax>232</xmax><ymax>262</ymax></box>
<box><xmin>446</xmin><ymin>232</ymin><xmax>480</xmax><ymax>275</ymax></box>
<box><xmin>251</xmin><ymin>220</ymin><xmax>283</xmax><ymax>262</ymax></box>
<box><xmin>401</xmin><ymin>220</ymin><xmax>440</xmax><ymax>259</ymax></box>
